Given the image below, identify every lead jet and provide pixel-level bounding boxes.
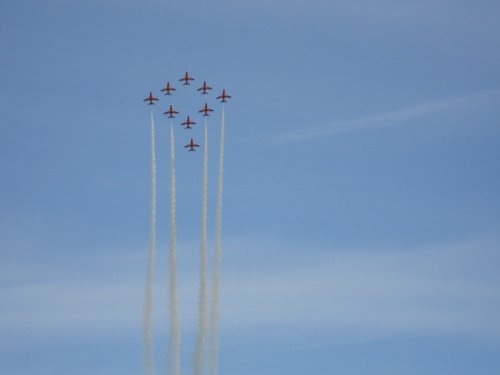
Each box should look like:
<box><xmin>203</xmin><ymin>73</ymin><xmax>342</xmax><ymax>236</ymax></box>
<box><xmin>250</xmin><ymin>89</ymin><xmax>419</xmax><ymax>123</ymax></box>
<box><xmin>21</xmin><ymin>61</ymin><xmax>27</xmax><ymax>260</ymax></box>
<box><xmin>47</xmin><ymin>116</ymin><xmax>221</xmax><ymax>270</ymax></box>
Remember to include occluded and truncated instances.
<box><xmin>198</xmin><ymin>103</ymin><xmax>214</xmax><ymax>116</ymax></box>
<box><xmin>197</xmin><ymin>81</ymin><xmax>212</xmax><ymax>95</ymax></box>
<box><xmin>216</xmin><ymin>89</ymin><xmax>231</xmax><ymax>103</ymax></box>
<box><xmin>181</xmin><ymin>116</ymin><xmax>196</xmax><ymax>129</ymax></box>
<box><xmin>143</xmin><ymin>92</ymin><xmax>159</xmax><ymax>105</ymax></box>
<box><xmin>179</xmin><ymin>71</ymin><xmax>194</xmax><ymax>85</ymax></box>
<box><xmin>185</xmin><ymin>138</ymin><xmax>200</xmax><ymax>151</ymax></box>
<box><xmin>160</xmin><ymin>82</ymin><xmax>176</xmax><ymax>95</ymax></box>
<box><xmin>163</xmin><ymin>105</ymin><xmax>179</xmax><ymax>118</ymax></box>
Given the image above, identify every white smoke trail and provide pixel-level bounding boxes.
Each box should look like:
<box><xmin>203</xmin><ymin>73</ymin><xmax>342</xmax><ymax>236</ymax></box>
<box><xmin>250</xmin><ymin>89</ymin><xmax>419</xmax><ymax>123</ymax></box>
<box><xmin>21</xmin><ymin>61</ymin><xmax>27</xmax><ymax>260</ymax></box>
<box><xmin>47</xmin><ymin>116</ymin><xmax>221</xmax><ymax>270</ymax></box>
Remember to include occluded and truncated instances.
<box><xmin>208</xmin><ymin>106</ymin><xmax>225</xmax><ymax>375</ymax></box>
<box><xmin>168</xmin><ymin>121</ymin><xmax>181</xmax><ymax>375</ymax></box>
<box><xmin>143</xmin><ymin>110</ymin><xmax>157</xmax><ymax>375</ymax></box>
<box><xmin>193</xmin><ymin>121</ymin><xmax>209</xmax><ymax>375</ymax></box>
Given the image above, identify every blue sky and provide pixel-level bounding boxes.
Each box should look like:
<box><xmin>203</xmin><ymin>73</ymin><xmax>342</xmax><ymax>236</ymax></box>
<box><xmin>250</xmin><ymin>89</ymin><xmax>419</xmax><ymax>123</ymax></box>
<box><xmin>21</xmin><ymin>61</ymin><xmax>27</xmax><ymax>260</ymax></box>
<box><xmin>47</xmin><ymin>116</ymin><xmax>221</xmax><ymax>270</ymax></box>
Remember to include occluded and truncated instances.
<box><xmin>1</xmin><ymin>0</ymin><xmax>500</xmax><ymax>374</ymax></box>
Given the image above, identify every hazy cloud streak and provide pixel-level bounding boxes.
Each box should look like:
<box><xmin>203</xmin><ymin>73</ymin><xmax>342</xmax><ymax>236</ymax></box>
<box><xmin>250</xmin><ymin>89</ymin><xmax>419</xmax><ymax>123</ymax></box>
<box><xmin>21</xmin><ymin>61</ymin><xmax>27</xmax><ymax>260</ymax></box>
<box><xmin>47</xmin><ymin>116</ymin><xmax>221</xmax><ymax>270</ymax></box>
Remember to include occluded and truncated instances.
<box><xmin>270</xmin><ymin>88</ymin><xmax>500</xmax><ymax>143</ymax></box>
<box><xmin>220</xmin><ymin>238</ymin><xmax>500</xmax><ymax>339</ymax></box>
<box><xmin>3</xmin><ymin>238</ymin><xmax>499</xmax><ymax>342</ymax></box>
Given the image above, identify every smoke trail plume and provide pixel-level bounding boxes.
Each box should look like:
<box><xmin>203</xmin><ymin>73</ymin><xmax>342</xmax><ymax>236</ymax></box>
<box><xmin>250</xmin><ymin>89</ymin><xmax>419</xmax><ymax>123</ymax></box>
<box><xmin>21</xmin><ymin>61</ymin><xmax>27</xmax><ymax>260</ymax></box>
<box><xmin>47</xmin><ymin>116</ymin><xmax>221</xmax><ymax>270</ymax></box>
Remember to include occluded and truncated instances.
<box><xmin>143</xmin><ymin>110</ymin><xmax>157</xmax><ymax>375</ymax></box>
<box><xmin>168</xmin><ymin>121</ymin><xmax>181</xmax><ymax>375</ymax></box>
<box><xmin>208</xmin><ymin>106</ymin><xmax>225</xmax><ymax>375</ymax></box>
<box><xmin>193</xmin><ymin>121</ymin><xmax>209</xmax><ymax>375</ymax></box>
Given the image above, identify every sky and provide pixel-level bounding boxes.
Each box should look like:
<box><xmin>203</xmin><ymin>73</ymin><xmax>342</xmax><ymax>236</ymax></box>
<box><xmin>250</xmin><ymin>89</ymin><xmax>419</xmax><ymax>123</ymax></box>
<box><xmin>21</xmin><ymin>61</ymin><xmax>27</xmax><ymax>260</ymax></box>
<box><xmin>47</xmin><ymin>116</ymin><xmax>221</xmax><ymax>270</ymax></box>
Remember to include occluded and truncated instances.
<box><xmin>1</xmin><ymin>0</ymin><xmax>500</xmax><ymax>374</ymax></box>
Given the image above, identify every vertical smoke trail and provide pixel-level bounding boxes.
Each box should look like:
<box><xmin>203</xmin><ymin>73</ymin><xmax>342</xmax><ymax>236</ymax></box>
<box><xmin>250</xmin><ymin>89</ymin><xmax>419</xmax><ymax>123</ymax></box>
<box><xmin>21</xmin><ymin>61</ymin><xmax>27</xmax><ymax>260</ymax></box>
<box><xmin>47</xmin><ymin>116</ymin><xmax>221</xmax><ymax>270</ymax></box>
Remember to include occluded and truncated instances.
<box><xmin>208</xmin><ymin>107</ymin><xmax>225</xmax><ymax>375</ymax></box>
<box><xmin>193</xmin><ymin>121</ymin><xmax>209</xmax><ymax>375</ymax></box>
<box><xmin>168</xmin><ymin>121</ymin><xmax>181</xmax><ymax>375</ymax></box>
<box><xmin>143</xmin><ymin>110</ymin><xmax>157</xmax><ymax>375</ymax></box>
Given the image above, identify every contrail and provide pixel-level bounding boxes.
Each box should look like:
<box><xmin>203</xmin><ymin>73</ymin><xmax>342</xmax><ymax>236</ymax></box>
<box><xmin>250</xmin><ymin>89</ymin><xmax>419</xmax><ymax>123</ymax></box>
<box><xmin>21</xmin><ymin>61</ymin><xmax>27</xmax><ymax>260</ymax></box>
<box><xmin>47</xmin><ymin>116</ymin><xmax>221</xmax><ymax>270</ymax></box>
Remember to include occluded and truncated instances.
<box><xmin>208</xmin><ymin>106</ymin><xmax>225</xmax><ymax>375</ymax></box>
<box><xmin>143</xmin><ymin>110</ymin><xmax>157</xmax><ymax>375</ymax></box>
<box><xmin>168</xmin><ymin>121</ymin><xmax>181</xmax><ymax>375</ymax></box>
<box><xmin>193</xmin><ymin>121</ymin><xmax>209</xmax><ymax>375</ymax></box>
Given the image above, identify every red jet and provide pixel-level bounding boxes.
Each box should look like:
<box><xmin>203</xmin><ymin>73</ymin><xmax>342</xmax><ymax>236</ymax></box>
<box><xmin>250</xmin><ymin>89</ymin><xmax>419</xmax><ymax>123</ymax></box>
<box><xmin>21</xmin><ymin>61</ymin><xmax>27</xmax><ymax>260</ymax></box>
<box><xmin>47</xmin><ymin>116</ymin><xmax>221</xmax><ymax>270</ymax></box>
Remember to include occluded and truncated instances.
<box><xmin>185</xmin><ymin>138</ymin><xmax>200</xmax><ymax>151</ymax></box>
<box><xmin>198</xmin><ymin>103</ymin><xmax>214</xmax><ymax>116</ymax></box>
<box><xmin>216</xmin><ymin>89</ymin><xmax>231</xmax><ymax>103</ymax></box>
<box><xmin>160</xmin><ymin>82</ymin><xmax>176</xmax><ymax>95</ymax></box>
<box><xmin>197</xmin><ymin>81</ymin><xmax>213</xmax><ymax>95</ymax></box>
<box><xmin>163</xmin><ymin>105</ymin><xmax>179</xmax><ymax>118</ymax></box>
<box><xmin>181</xmin><ymin>116</ymin><xmax>196</xmax><ymax>129</ymax></box>
<box><xmin>179</xmin><ymin>71</ymin><xmax>194</xmax><ymax>85</ymax></box>
<box><xmin>143</xmin><ymin>92</ymin><xmax>159</xmax><ymax>105</ymax></box>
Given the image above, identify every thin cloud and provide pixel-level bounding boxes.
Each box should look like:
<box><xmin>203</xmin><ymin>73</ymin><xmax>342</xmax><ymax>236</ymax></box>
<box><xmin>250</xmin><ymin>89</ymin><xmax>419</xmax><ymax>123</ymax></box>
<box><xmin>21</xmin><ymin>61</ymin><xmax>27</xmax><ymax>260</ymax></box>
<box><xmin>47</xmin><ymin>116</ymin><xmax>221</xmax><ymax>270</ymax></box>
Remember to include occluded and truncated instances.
<box><xmin>219</xmin><ymin>237</ymin><xmax>500</xmax><ymax>341</ymax></box>
<box><xmin>267</xmin><ymin>88</ymin><xmax>500</xmax><ymax>143</ymax></box>
<box><xmin>1</xmin><ymin>236</ymin><xmax>499</xmax><ymax>343</ymax></box>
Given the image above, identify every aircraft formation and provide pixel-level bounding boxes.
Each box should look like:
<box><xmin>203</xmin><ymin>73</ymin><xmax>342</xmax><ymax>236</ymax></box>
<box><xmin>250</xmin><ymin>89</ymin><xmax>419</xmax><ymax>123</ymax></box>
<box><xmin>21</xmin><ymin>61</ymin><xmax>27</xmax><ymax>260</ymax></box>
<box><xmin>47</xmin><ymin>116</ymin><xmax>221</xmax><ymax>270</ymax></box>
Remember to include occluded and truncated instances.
<box><xmin>143</xmin><ymin>71</ymin><xmax>231</xmax><ymax>151</ymax></box>
<box><xmin>141</xmin><ymin>71</ymin><xmax>230</xmax><ymax>375</ymax></box>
